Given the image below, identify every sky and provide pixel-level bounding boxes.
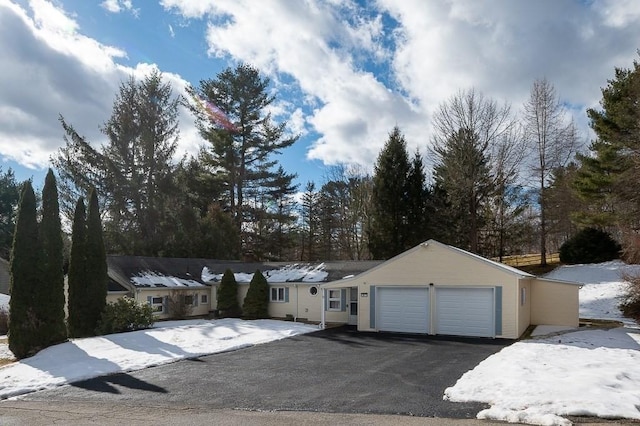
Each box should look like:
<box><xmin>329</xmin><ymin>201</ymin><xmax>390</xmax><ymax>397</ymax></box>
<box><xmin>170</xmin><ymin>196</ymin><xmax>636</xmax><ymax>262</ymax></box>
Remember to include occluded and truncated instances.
<box><xmin>2</xmin><ymin>261</ymin><xmax>640</xmax><ymax>425</ymax></box>
<box><xmin>2</xmin><ymin>0</ymin><xmax>640</xmax><ymax>191</ymax></box>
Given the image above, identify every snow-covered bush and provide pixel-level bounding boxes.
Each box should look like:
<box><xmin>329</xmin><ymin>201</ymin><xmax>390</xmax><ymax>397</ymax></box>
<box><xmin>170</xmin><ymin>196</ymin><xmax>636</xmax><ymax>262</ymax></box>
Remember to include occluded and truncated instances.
<box><xmin>559</xmin><ymin>227</ymin><xmax>621</xmax><ymax>264</ymax></box>
<box><xmin>96</xmin><ymin>297</ymin><xmax>154</xmax><ymax>335</ymax></box>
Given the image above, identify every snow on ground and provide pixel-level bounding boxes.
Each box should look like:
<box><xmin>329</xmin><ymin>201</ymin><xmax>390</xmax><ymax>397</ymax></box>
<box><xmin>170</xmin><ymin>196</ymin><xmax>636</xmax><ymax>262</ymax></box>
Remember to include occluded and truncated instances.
<box><xmin>0</xmin><ymin>293</ymin><xmax>8</xmax><ymax>310</ymax></box>
<box><xmin>445</xmin><ymin>260</ymin><xmax>640</xmax><ymax>425</ymax></box>
<box><xmin>0</xmin><ymin>318</ymin><xmax>317</xmax><ymax>400</ymax></box>
<box><xmin>2</xmin><ymin>261</ymin><xmax>640</xmax><ymax>424</ymax></box>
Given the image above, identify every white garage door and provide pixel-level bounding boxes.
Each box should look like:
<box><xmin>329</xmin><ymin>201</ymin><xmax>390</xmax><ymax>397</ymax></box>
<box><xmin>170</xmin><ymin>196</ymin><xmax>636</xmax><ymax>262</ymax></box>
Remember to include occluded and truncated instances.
<box><xmin>435</xmin><ymin>287</ymin><xmax>494</xmax><ymax>337</ymax></box>
<box><xmin>377</xmin><ymin>287</ymin><xmax>429</xmax><ymax>334</ymax></box>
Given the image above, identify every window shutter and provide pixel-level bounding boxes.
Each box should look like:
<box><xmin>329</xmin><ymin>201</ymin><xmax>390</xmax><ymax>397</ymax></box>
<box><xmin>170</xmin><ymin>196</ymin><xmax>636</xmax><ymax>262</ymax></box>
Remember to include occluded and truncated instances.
<box><xmin>163</xmin><ymin>296</ymin><xmax>169</xmax><ymax>313</ymax></box>
<box><xmin>284</xmin><ymin>287</ymin><xmax>289</xmax><ymax>303</ymax></box>
<box><xmin>340</xmin><ymin>289</ymin><xmax>347</xmax><ymax>311</ymax></box>
<box><xmin>147</xmin><ymin>296</ymin><xmax>152</xmax><ymax>305</ymax></box>
<box><xmin>369</xmin><ymin>286</ymin><xmax>376</xmax><ymax>328</ymax></box>
<box><xmin>495</xmin><ymin>286</ymin><xmax>502</xmax><ymax>336</ymax></box>
<box><xmin>194</xmin><ymin>293</ymin><xmax>199</xmax><ymax>306</ymax></box>
<box><xmin>324</xmin><ymin>289</ymin><xmax>328</xmax><ymax>311</ymax></box>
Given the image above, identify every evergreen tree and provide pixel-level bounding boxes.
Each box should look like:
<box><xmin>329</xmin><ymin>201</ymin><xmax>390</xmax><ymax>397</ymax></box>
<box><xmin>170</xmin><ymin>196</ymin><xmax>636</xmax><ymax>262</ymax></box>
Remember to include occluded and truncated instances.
<box><xmin>300</xmin><ymin>182</ymin><xmax>321</xmax><ymax>261</ymax></box>
<box><xmin>0</xmin><ymin>168</ymin><xmax>20</xmax><ymax>260</ymax></box>
<box><xmin>242</xmin><ymin>270</ymin><xmax>269</xmax><ymax>319</ymax></box>
<box><xmin>369</xmin><ymin>127</ymin><xmax>412</xmax><ymax>259</ymax></box>
<box><xmin>576</xmin><ymin>57</ymin><xmax>640</xmax><ymax>230</ymax></box>
<box><xmin>405</xmin><ymin>151</ymin><xmax>430</xmax><ymax>248</ymax></box>
<box><xmin>54</xmin><ymin>70</ymin><xmax>181</xmax><ymax>255</ymax></box>
<box><xmin>9</xmin><ymin>182</ymin><xmax>45</xmax><ymax>359</ymax></box>
<box><xmin>217</xmin><ymin>269</ymin><xmax>240</xmax><ymax>318</ymax></box>
<box><xmin>39</xmin><ymin>169</ymin><xmax>67</xmax><ymax>346</ymax></box>
<box><xmin>190</xmin><ymin>64</ymin><xmax>298</xmax><ymax>258</ymax></box>
<box><xmin>85</xmin><ymin>188</ymin><xmax>107</xmax><ymax>334</ymax></box>
<box><xmin>433</xmin><ymin>128</ymin><xmax>493</xmax><ymax>253</ymax></box>
<box><xmin>67</xmin><ymin>197</ymin><xmax>89</xmax><ymax>337</ymax></box>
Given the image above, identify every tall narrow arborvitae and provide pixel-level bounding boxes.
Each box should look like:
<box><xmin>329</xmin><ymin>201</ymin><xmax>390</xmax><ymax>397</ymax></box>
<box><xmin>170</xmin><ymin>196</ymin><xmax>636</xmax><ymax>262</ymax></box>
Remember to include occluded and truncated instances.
<box><xmin>242</xmin><ymin>270</ymin><xmax>269</xmax><ymax>319</ymax></box>
<box><xmin>9</xmin><ymin>182</ymin><xmax>45</xmax><ymax>359</ymax></box>
<box><xmin>217</xmin><ymin>269</ymin><xmax>240</xmax><ymax>318</ymax></box>
<box><xmin>67</xmin><ymin>197</ymin><xmax>89</xmax><ymax>337</ymax></box>
<box><xmin>39</xmin><ymin>169</ymin><xmax>67</xmax><ymax>345</ymax></box>
<box><xmin>85</xmin><ymin>188</ymin><xmax>107</xmax><ymax>333</ymax></box>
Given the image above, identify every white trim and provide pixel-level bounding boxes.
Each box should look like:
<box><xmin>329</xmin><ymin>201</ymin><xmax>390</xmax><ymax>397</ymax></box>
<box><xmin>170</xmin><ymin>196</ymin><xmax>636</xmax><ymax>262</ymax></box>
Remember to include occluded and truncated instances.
<box><xmin>270</xmin><ymin>287</ymin><xmax>286</xmax><ymax>302</ymax></box>
<box><xmin>327</xmin><ymin>289</ymin><xmax>342</xmax><ymax>311</ymax></box>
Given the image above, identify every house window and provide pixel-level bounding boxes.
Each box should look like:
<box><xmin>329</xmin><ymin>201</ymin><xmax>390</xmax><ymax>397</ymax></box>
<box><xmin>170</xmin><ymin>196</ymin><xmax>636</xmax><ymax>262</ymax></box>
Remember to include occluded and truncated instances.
<box><xmin>184</xmin><ymin>295</ymin><xmax>194</xmax><ymax>305</ymax></box>
<box><xmin>201</xmin><ymin>294</ymin><xmax>208</xmax><ymax>304</ymax></box>
<box><xmin>271</xmin><ymin>287</ymin><xmax>286</xmax><ymax>302</ymax></box>
<box><xmin>328</xmin><ymin>289</ymin><xmax>341</xmax><ymax>311</ymax></box>
<box><xmin>151</xmin><ymin>296</ymin><xmax>164</xmax><ymax>313</ymax></box>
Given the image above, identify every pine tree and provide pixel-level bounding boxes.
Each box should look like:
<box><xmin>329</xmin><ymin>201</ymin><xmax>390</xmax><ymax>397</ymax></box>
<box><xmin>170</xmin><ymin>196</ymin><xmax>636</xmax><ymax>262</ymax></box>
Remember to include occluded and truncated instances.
<box><xmin>369</xmin><ymin>127</ymin><xmax>412</xmax><ymax>259</ymax></box>
<box><xmin>67</xmin><ymin>197</ymin><xmax>89</xmax><ymax>337</ymax></box>
<box><xmin>405</xmin><ymin>151</ymin><xmax>430</xmax><ymax>248</ymax></box>
<box><xmin>433</xmin><ymin>128</ymin><xmax>493</xmax><ymax>253</ymax></box>
<box><xmin>242</xmin><ymin>270</ymin><xmax>269</xmax><ymax>319</ymax></box>
<box><xmin>217</xmin><ymin>269</ymin><xmax>240</xmax><ymax>318</ymax></box>
<box><xmin>9</xmin><ymin>182</ymin><xmax>45</xmax><ymax>359</ymax></box>
<box><xmin>39</xmin><ymin>169</ymin><xmax>67</xmax><ymax>346</ymax></box>
<box><xmin>85</xmin><ymin>188</ymin><xmax>107</xmax><ymax>334</ymax></box>
<box><xmin>191</xmin><ymin>64</ymin><xmax>298</xmax><ymax>257</ymax></box>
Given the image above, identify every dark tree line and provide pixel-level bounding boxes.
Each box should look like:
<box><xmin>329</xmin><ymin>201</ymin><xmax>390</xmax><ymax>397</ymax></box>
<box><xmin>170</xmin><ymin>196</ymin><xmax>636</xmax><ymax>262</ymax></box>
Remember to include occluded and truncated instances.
<box><xmin>9</xmin><ymin>170</ymin><xmax>107</xmax><ymax>358</ymax></box>
<box><xmin>48</xmin><ymin>55</ymin><xmax>640</xmax><ymax>263</ymax></box>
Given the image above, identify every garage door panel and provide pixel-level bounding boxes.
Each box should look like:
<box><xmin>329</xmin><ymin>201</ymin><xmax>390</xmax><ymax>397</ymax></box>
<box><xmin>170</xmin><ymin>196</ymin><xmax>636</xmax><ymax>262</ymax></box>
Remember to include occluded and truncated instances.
<box><xmin>377</xmin><ymin>287</ymin><xmax>429</xmax><ymax>334</ymax></box>
<box><xmin>435</xmin><ymin>287</ymin><xmax>494</xmax><ymax>337</ymax></box>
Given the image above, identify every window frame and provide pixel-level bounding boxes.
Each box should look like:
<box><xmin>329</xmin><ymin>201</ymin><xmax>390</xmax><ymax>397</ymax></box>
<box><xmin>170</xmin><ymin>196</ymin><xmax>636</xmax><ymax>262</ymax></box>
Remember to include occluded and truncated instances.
<box><xmin>183</xmin><ymin>295</ymin><xmax>194</xmax><ymax>306</ymax></box>
<box><xmin>150</xmin><ymin>296</ymin><xmax>164</xmax><ymax>313</ymax></box>
<box><xmin>270</xmin><ymin>287</ymin><xmax>286</xmax><ymax>302</ymax></box>
<box><xmin>201</xmin><ymin>294</ymin><xmax>208</xmax><ymax>304</ymax></box>
<box><xmin>328</xmin><ymin>289</ymin><xmax>342</xmax><ymax>311</ymax></box>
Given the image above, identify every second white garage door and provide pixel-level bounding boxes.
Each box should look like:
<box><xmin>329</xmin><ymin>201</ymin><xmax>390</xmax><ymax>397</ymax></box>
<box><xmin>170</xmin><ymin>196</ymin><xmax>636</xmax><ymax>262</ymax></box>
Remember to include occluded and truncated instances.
<box><xmin>435</xmin><ymin>287</ymin><xmax>495</xmax><ymax>337</ymax></box>
<box><xmin>377</xmin><ymin>287</ymin><xmax>429</xmax><ymax>334</ymax></box>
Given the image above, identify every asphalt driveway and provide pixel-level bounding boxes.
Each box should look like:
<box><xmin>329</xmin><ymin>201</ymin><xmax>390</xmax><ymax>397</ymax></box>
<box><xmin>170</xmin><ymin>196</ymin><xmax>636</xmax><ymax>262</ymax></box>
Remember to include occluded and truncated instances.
<box><xmin>22</xmin><ymin>326</ymin><xmax>509</xmax><ymax>418</ymax></box>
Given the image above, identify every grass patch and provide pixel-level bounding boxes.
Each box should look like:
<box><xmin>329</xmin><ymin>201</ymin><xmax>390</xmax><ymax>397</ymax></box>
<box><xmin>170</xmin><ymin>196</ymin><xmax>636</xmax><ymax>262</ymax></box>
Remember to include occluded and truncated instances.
<box><xmin>0</xmin><ymin>358</ymin><xmax>14</xmax><ymax>367</ymax></box>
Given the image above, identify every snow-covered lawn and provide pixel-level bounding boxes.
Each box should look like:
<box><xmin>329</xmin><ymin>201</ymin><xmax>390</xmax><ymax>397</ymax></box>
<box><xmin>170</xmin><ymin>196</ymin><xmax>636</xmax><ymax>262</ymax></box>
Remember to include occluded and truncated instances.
<box><xmin>0</xmin><ymin>318</ymin><xmax>317</xmax><ymax>399</ymax></box>
<box><xmin>1</xmin><ymin>261</ymin><xmax>640</xmax><ymax>424</ymax></box>
<box><xmin>445</xmin><ymin>260</ymin><xmax>640</xmax><ymax>425</ymax></box>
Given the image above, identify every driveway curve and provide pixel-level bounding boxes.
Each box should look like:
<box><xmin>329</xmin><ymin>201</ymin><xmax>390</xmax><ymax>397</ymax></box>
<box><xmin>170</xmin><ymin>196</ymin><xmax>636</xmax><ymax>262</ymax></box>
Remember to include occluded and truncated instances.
<box><xmin>22</xmin><ymin>326</ymin><xmax>509</xmax><ymax>418</ymax></box>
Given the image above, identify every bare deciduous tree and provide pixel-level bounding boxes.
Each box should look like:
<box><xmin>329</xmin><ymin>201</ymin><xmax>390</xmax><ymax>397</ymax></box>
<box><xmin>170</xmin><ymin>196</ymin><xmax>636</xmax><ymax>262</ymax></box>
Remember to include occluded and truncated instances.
<box><xmin>430</xmin><ymin>88</ymin><xmax>523</xmax><ymax>254</ymax></box>
<box><xmin>523</xmin><ymin>78</ymin><xmax>579</xmax><ymax>265</ymax></box>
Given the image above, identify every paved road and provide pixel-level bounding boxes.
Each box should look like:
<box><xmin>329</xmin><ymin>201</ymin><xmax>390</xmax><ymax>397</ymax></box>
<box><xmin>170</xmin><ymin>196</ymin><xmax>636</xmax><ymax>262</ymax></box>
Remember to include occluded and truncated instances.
<box><xmin>18</xmin><ymin>327</ymin><xmax>509</xmax><ymax>419</ymax></box>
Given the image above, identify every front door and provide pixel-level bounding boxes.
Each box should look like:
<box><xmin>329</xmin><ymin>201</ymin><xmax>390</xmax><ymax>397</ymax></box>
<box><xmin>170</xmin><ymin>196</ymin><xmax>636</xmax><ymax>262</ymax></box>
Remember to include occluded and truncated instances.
<box><xmin>348</xmin><ymin>287</ymin><xmax>358</xmax><ymax>325</ymax></box>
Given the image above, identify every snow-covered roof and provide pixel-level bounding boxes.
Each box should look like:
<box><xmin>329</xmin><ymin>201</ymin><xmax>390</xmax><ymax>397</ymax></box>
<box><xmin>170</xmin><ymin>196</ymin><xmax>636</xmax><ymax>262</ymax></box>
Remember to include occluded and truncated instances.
<box><xmin>202</xmin><ymin>263</ymin><xmax>329</xmax><ymax>283</ymax></box>
<box><xmin>131</xmin><ymin>272</ymin><xmax>207</xmax><ymax>288</ymax></box>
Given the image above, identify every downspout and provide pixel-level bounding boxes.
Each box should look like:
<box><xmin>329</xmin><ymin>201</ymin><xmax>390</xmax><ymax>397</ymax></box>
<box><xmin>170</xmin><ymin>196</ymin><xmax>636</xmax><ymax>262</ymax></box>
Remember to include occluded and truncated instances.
<box><xmin>295</xmin><ymin>284</ymin><xmax>298</xmax><ymax>322</ymax></box>
<box><xmin>320</xmin><ymin>288</ymin><xmax>326</xmax><ymax>329</ymax></box>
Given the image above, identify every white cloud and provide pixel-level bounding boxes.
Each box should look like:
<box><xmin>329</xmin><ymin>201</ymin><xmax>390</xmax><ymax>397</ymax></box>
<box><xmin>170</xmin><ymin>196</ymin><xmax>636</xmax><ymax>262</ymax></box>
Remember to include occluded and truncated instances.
<box><xmin>0</xmin><ymin>0</ymin><xmax>198</xmax><ymax>170</ymax></box>
<box><xmin>162</xmin><ymin>0</ymin><xmax>640</xmax><ymax>172</ymax></box>
<box><xmin>100</xmin><ymin>0</ymin><xmax>137</xmax><ymax>17</ymax></box>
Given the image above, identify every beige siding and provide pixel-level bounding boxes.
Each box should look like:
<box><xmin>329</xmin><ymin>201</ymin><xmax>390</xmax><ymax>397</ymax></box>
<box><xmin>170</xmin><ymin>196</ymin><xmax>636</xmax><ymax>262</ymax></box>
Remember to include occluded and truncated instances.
<box><xmin>517</xmin><ymin>279</ymin><xmax>531</xmax><ymax>337</ymax></box>
<box><xmin>530</xmin><ymin>279</ymin><xmax>579</xmax><ymax>327</ymax></box>
<box><xmin>135</xmin><ymin>288</ymin><xmax>212</xmax><ymax>320</ymax></box>
<box><xmin>351</xmin><ymin>243</ymin><xmax>520</xmax><ymax>338</ymax></box>
<box><xmin>211</xmin><ymin>283</ymin><xmax>332</xmax><ymax>323</ymax></box>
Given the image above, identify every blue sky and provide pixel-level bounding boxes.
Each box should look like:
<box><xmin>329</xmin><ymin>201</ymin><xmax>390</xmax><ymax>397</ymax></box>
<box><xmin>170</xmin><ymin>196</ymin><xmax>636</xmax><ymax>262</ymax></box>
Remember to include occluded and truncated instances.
<box><xmin>2</xmin><ymin>0</ymin><xmax>640</xmax><ymax>192</ymax></box>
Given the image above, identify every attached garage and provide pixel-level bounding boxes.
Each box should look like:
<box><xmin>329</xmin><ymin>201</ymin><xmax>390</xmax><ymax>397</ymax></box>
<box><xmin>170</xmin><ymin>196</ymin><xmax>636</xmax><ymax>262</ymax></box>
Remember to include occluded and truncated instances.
<box><xmin>321</xmin><ymin>239</ymin><xmax>580</xmax><ymax>339</ymax></box>
<box><xmin>377</xmin><ymin>287</ymin><xmax>429</xmax><ymax>333</ymax></box>
<box><xmin>434</xmin><ymin>287</ymin><xmax>496</xmax><ymax>338</ymax></box>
